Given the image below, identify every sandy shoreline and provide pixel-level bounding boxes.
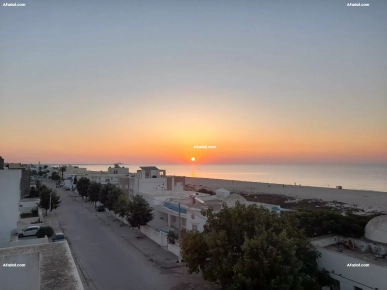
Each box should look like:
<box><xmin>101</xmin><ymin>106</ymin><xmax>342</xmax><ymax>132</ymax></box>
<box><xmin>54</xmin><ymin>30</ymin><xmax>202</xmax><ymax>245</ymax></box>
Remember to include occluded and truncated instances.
<box><xmin>185</xmin><ymin>177</ymin><xmax>387</xmax><ymax>214</ymax></box>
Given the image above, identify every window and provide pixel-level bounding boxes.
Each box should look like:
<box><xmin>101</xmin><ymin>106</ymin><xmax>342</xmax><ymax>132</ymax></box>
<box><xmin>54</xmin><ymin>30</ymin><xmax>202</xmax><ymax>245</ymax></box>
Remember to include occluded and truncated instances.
<box><xmin>192</xmin><ymin>224</ymin><xmax>198</xmax><ymax>231</ymax></box>
<box><xmin>172</xmin><ymin>216</ymin><xmax>176</xmax><ymax>222</ymax></box>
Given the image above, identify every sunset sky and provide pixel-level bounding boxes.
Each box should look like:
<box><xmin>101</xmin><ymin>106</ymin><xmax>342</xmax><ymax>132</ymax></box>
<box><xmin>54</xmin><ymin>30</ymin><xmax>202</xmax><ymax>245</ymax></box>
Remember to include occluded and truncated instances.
<box><xmin>1</xmin><ymin>1</ymin><xmax>386</xmax><ymax>164</ymax></box>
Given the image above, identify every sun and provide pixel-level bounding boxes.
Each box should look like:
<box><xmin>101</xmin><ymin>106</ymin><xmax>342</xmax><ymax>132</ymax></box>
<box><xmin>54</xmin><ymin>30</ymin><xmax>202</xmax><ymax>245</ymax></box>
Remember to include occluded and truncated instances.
<box><xmin>191</xmin><ymin>157</ymin><xmax>195</xmax><ymax>162</ymax></box>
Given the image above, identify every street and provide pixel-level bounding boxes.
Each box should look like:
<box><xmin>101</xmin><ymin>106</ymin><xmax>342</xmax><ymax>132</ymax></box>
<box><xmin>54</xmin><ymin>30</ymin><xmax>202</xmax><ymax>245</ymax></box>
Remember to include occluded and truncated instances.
<box><xmin>43</xmin><ymin>180</ymin><xmax>214</xmax><ymax>290</ymax></box>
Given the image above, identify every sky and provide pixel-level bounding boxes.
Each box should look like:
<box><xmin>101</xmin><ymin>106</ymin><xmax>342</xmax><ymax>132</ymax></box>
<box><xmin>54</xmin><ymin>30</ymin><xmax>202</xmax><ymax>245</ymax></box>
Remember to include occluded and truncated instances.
<box><xmin>1</xmin><ymin>0</ymin><xmax>386</xmax><ymax>164</ymax></box>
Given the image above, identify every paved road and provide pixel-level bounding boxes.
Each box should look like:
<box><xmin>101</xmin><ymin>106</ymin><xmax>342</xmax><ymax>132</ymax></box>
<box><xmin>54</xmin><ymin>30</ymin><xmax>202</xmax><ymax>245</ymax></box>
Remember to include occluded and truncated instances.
<box><xmin>43</xmin><ymin>180</ymin><xmax>194</xmax><ymax>290</ymax></box>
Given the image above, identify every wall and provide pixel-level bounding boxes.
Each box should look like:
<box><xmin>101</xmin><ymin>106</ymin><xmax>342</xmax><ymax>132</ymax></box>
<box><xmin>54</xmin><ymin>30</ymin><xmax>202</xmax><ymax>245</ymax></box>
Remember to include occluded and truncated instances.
<box><xmin>138</xmin><ymin>178</ymin><xmax>167</xmax><ymax>192</ymax></box>
<box><xmin>140</xmin><ymin>225</ymin><xmax>162</xmax><ymax>245</ymax></box>
<box><xmin>317</xmin><ymin>247</ymin><xmax>387</xmax><ymax>290</ymax></box>
<box><xmin>0</xmin><ymin>252</ymin><xmax>40</xmax><ymax>290</ymax></box>
<box><xmin>0</xmin><ymin>170</ymin><xmax>21</xmax><ymax>247</ymax></box>
<box><xmin>167</xmin><ymin>176</ymin><xmax>185</xmax><ymax>191</ymax></box>
<box><xmin>186</xmin><ymin>208</ymin><xmax>207</xmax><ymax>232</ymax></box>
<box><xmin>108</xmin><ymin>167</ymin><xmax>129</xmax><ymax>174</ymax></box>
<box><xmin>66</xmin><ymin>166</ymin><xmax>87</xmax><ymax>174</ymax></box>
<box><xmin>167</xmin><ymin>243</ymin><xmax>180</xmax><ymax>257</ymax></box>
<box><xmin>119</xmin><ymin>178</ymin><xmax>130</xmax><ymax>198</ymax></box>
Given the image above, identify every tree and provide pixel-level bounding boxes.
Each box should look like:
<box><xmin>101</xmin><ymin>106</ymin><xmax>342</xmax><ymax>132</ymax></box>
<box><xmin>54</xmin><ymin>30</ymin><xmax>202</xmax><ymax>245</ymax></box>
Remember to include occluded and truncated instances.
<box><xmin>99</xmin><ymin>183</ymin><xmax>116</xmax><ymax>206</ymax></box>
<box><xmin>36</xmin><ymin>226</ymin><xmax>54</xmax><ymax>238</ymax></box>
<box><xmin>181</xmin><ymin>203</ymin><xmax>332</xmax><ymax>290</ymax></box>
<box><xmin>287</xmin><ymin>210</ymin><xmax>379</xmax><ymax>239</ymax></box>
<box><xmin>39</xmin><ymin>187</ymin><xmax>61</xmax><ymax>215</ymax></box>
<box><xmin>88</xmin><ymin>181</ymin><xmax>102</xmax><ymax>204</ymax></box>
<box><xmin>60</xmin><ymin>166</ymin><xmax>67</xmax><ymax>180</ymax></box>
<box><xmin>38</xmin><ymin>171</ymin><xmax>43</xmax><ymax>176</ymax></box>
<box><xmin>51</xmin><ymin>172</ymin><xmax>60</xmax><ymax>181</ymax></box>
<box><xmin>126</xmin><ymin>195</ymin><xmax>154</xmax><ymax>229</ymax></box>
<box><xmin>76</xmin><ymin>177</ymin><xmax>90</xmax><ymax>197</ymax></box>
<box><xmin>73</xmin><ymin>175</ymin><xmax>78</xmax><ymax>184</ymax></box>
<box><xmin>167</xmin><ymin>231</ymin><xmax>178</xmax><ymax>245</ymax></box>
<box><xmin>105</xmin><ymin>187</ymin><xmax>123</xmax><ymax>211</ymax></box>
<box><xmin>43</xmin><ymin>165</ymin><xmax>48</xmax><ymax>169</ymax></box>
<box><xmin>32</xmin><ymin>170</ymin><xmax>37</xmax><ymax>176</ymax></box>
<box><xmin>113</xmin><ymin>195</ymin><xmax>129</xmax><ymax>218</ymax></box>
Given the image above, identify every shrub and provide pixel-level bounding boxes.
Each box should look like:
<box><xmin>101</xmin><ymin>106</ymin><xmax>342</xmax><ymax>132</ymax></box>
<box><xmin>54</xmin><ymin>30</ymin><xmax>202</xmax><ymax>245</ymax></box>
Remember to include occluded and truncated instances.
<box><xmin>36</xmin><ymin>226</ymin><xmax>54</xmax><ymax>238</ymax></box>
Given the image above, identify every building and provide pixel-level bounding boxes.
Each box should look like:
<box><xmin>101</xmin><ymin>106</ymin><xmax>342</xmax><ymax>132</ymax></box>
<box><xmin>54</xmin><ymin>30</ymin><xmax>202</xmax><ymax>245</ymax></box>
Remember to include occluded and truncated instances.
<box><xmin>136</xmin><ymin>166</ymin><xmax>166</xmax><ymax>179</ymax></box>
<box><xmin>0</xmin><ymin>242</ymin><xmax>84</xmax><ymax>290</ymax></box>
<box><xmin>118</xmin><ymin>166</ymin><xmax>185</xmax><ymax>199</ymax></box>
<box><xmin>312</xmin><ymin>215</ymin><xmax>387</xmax><ymax>290</ymax></box>
<box><xmin>108</xmin><ymin>164</ymin><xmax>129</xmax><ymax>174</ymax></box>
<box><xmin>0</xmin><ymin>156</ymin><xmax>4</xmax><ymax>169</ymax></box>
<box><xmin>0</xmin><ymin>170</ymin><xmax>22</xmax><ymax>247</ymax></box>
<box><xmin>135</xmin><ymin>189</ymin><xmax>281</xmax><ymax>260</ymax></box>
<box><xmin>4</xmin><ymin>163</ymin><xmax>30</xmax><ymax>198</ymax></box>
<box><xmin>63</xmin><ymin>165</ymin><xmax>87</xmax><ymax>175</ymax></box>
<box><xmin>88</xmin><ymin>173</ymin><xmax>130</xmax><ymax>186</ymax></box>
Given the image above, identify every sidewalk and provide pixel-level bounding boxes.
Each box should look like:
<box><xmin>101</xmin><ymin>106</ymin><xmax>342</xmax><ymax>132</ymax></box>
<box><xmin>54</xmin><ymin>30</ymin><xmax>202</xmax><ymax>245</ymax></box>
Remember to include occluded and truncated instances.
<box><xmin>71</xmin><ymin>195</ymin><xmax>183</xmax><ymax>269</ymax></box>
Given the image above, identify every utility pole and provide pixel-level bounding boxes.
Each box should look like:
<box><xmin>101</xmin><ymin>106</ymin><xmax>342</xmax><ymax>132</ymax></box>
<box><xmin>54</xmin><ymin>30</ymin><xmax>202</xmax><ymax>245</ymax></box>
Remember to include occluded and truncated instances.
<box><xmin>178</xmin><ymin>202</ymin><xmax>182</xmax><ymax>263</ymax></box>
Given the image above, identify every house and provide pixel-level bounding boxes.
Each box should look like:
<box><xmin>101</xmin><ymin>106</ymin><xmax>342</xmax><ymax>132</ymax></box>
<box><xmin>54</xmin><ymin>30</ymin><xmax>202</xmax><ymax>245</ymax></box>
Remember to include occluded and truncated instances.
<box><xmin>63</xmin><ymin>165</ymin><xmax>87</xmax><ymax>175</ymax></box>
<box><xmin>312</xmin><ymin>215</ymin><xmax>387</xmax><ymax>290</ymax></box>
<box><xmin>0</xmin><ymin>170</ymin><xmax>22</xmax><ymax>247</ymax></box>
<box><xmin>136</xmin><ymin>189</ymin><xmax>281</xmax><ymax>260</ymax></box>
<box><xmin>118</xmin><ymin>166</ymin><xmax>185</xmax><ymax>199</ymax></box>
<box><xmin>108</xmin><ymin>164</ymin><xmax>129</xmax><ymax>174</ymax></box>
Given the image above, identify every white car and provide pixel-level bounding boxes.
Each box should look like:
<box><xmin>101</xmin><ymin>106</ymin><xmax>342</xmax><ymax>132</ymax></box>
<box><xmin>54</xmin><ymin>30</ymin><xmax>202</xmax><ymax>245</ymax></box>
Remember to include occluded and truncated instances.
<box><xmin>18</xmin><ymin>226</ymin><xmax>40</xmax><ymax>238</ymax></box>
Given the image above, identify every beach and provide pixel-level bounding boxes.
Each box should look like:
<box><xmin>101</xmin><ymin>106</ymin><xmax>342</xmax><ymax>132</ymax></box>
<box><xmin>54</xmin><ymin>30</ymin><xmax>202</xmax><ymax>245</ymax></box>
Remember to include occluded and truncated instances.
<box><xmin>186</xmin><ymin>177</ymin><xmax>387</xmax><ymax>214</ymax></box>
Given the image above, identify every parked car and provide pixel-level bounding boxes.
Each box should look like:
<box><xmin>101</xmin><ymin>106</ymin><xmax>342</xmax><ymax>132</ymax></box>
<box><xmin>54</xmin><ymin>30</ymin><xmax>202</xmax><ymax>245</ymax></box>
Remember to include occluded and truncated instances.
<box><xmin>52</xmin><ymin>233</ymin><xmax>65</xmax><ymax>242</ymax></box>
<box><xmin>18</xmin><ymin>225</ymin><xmax>41</xmax><ymax>238</ymax></box>
<box><xmin>96</xmin><ymin>205</ymin><xmax>105</xmax><ymax>212</ymax></box>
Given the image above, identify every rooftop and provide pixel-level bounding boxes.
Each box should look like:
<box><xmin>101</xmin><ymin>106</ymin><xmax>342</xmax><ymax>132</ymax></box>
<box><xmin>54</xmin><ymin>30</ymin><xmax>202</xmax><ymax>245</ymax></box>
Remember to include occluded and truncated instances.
<box><xmin>0</xmin><ymin>242</ymin><xmax>83</xmax><ymax>290</ymax></box>
<box><xmin>324</xmin><ymin>242</ymin><xmax>387</xmax><ymax>268</ymax></box>
<box><xmin>139</xmin><ymin>166</ymin><xmax>159</xmax><ymax>170</ymax></box>
<box><xmin>312</xmin><ymin>235</ymin><xmax>387</xmax><ymax>268</ymax></box>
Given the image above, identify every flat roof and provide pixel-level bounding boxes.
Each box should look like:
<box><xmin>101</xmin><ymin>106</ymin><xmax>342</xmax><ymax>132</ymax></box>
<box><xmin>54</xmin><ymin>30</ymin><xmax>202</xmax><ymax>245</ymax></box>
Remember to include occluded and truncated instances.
<box><xmin>0</xmin><ymin>242</ymin><xmax>83</xmax><ymax>290</ymax></box>
<box><xmin>324</xmin><ymin>243</ymin><xmax>387</xmax><ymax>268</ymax></box>
<box><xmin>139</xmin><ymin>166</ymin><xmax>160</xmax><ymax>170</ymax></box>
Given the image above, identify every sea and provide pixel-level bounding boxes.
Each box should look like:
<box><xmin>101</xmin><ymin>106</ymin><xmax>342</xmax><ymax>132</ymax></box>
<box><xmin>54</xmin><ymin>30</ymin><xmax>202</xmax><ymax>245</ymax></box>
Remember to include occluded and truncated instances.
<box><xmin>67</xmin><ymin>163</ymin><xmax>387</xmax><ymax>193</ymax></box>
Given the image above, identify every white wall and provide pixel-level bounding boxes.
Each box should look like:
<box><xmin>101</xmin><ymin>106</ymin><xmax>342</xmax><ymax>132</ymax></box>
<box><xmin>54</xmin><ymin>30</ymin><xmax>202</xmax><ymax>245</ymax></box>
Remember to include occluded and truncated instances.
<box><xmin>0</xmin><ymin>170</ymin><xmax>21</xmax><ymax>247</ymax></box>
<box><xmin>167</xmin><ymin>243</ymin><xmax>180</xmax><ymax>258</ymax></box>
<box><xmin>186</xmin><ymin>209</ymin><xmax>207</xmax><ymax>232</ymax></box>
<box><xmin>317</xmin><ymin>248</ymin><xmax>387</xmax><ymax>290</ymax></box>
<box><xmin>138</xmin><ymin>178</ymin><xmax>167</xmax><ymax>192</ymax></box>
<box><xmin>108</xmin><ymin>167</ymin><xmax>129</xmax><ymax>174</ymax></box>
<box><xmin>140</xmin><ymin>225</ymin><xmax>162</xmax><ymax>245</ymax></box>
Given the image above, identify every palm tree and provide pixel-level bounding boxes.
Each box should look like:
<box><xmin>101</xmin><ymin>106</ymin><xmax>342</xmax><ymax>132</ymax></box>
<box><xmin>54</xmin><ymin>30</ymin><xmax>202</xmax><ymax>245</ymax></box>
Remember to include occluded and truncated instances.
<box><xmin>60</xmin><ymin>166</ymin><xmax>67</xmax><ymax>180</ymax></box>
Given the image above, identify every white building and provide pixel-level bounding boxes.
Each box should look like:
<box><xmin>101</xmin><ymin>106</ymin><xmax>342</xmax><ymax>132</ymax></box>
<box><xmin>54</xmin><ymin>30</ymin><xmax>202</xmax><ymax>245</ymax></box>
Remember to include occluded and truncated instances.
<box><xmin>88</xmin><ymin>173</ymin><xmax>129</xmax><ymax>186</ymax></box>
<box><xmin>108</xmin><ymin>164</ymin><xmax>129</xmax><ymax>174</ymax></box>
<box><xmin>119</xmin><ymin>166</ymin><xmax>185</xmax><ymax>198</ymax></box>
<box><xmin>312</xmin><ymin>215</ymin><xmax>387</xmax><ymax>290</ymax></box>
<box><xmin>0</xmin><ymin>170</ymin><xmax>22</xmax><ymax>247</ymax></box>
<box><xmin>63</xmin><ymin>165</ymin><xmax>87</xmax><ymax>175</ymax></box>
<box><xmin>136</xmin><ymin>189</ymin><xmax>282</xmax><ymax>260</ymax></box>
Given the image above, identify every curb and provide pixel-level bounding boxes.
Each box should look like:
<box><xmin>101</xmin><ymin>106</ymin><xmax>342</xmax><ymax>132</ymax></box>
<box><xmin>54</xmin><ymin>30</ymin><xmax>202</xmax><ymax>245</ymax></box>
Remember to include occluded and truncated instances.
<box><xmin>73</xmin><ymin>198</ymin><xmax>184</xmax><ymax>269</ymax></box>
